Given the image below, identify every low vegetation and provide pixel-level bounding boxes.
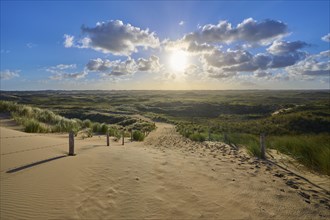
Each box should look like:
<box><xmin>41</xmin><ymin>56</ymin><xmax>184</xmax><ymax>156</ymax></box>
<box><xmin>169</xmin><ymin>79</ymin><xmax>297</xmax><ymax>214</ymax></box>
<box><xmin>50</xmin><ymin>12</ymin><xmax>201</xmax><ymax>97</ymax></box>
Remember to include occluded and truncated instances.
<box><xmin>1</xmin><ymin>90</ymin><xmax>329</xmax><ymax>175</ymax></box>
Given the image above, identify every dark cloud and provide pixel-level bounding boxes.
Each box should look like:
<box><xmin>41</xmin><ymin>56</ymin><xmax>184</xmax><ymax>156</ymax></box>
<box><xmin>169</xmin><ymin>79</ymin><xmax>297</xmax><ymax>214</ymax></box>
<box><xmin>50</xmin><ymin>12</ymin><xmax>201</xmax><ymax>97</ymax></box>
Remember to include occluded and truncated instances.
<box><xmin>267</xmin><ymin>40</ymin><xmax>309</xmax><ymax>55</ymax></box>
<box><xmin>202</xmin><ymin>49</ymin><xmax>253</xmax><ymax>68</ymax></box>
<box><xmin>269</xmin><ymin>52</ymin><xmax>307</xmax><ymax>68</ymax></box>
<box><xmin>183</xmin><ymin>18</ymin><xmax>288</xmax><ymax>45</ymax></box>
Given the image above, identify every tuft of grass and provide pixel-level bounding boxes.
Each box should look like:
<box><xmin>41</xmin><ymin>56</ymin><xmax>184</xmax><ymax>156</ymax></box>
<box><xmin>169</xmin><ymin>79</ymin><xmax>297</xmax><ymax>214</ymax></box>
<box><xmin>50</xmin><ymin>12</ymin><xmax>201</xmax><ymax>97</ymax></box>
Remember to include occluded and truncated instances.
<box><xmin>267</xmin><ymin>134</ymin><xmax>330</xmax><ymax>175</ymax></box>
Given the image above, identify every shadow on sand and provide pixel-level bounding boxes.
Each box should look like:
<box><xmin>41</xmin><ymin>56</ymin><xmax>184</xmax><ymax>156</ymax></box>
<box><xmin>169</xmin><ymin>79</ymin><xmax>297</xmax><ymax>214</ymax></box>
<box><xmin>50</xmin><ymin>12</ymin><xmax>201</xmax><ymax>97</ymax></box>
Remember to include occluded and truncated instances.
<box><xmin>6</xmin><ymin>155</ymin><xmax>67</xmax><ymax>173</ymax></box>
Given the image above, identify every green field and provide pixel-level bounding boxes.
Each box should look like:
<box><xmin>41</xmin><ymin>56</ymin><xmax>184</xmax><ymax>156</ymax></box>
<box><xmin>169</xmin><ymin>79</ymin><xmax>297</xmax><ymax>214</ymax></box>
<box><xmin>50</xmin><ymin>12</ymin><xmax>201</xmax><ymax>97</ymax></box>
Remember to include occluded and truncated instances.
<box><xmin>1</xmin><ymin>90</ymin><xmax>329</xmax><ymax>174</ymax></box>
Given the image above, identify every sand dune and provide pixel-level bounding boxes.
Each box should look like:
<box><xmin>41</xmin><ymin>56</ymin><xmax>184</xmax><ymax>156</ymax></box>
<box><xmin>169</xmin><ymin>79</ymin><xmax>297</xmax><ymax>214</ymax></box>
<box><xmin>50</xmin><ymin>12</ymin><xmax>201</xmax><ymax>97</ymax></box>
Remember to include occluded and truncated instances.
<box><xmin>1</xmin><ymin>122</ymin><xmax>329</xmax><ymax>219</ymax></box>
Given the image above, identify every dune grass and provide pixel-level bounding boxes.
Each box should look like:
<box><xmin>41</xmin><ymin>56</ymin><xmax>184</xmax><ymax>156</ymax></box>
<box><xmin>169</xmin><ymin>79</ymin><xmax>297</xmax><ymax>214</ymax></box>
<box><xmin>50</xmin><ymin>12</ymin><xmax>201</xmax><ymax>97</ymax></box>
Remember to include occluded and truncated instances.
<box><xmin>0</xmin><ymin>101</ymin><xmax>155</xmax><ymax>141</ymax></box>
<box><xmin>267</xmin><ymin>134</ymin><xmax>330</xmax><ymax>175</ymax></box>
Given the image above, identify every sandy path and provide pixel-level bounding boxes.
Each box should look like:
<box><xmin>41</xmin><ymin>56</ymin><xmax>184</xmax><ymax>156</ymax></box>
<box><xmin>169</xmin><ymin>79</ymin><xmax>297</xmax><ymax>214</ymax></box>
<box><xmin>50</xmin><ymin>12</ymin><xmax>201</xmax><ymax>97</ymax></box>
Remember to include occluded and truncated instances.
<box><xmin>1</xmin><ymin>123</ymin><xmax>329</xmax><ymax>219</ymax></box>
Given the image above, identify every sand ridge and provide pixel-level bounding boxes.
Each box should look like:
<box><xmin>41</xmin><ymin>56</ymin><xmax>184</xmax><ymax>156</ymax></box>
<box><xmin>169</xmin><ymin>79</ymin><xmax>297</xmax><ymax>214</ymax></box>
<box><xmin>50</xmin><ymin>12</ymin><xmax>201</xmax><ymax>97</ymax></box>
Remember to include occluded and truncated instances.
<box><xmin>1</xmin><ymin>122</ymin><xmax>329</xmax><ymax>219</ymax></box>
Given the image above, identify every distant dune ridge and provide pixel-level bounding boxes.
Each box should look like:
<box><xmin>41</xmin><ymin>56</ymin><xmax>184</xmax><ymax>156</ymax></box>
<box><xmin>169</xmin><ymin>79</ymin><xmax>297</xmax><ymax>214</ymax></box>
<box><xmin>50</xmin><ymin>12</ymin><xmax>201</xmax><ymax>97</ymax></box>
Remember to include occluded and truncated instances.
<box><xmin>1</xmin><ymin>119</ymin><xmax>329</xmax><ymax>219</ymax></box>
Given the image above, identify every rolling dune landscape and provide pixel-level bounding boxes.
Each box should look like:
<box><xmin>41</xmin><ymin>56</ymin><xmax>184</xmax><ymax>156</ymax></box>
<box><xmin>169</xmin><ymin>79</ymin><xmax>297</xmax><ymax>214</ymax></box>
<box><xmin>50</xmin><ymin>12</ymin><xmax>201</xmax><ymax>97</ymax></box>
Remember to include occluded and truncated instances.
<box><xmin>1</xmin><ymin>1</ymin><xmax>329</xmax><ymax>219</ymax></box>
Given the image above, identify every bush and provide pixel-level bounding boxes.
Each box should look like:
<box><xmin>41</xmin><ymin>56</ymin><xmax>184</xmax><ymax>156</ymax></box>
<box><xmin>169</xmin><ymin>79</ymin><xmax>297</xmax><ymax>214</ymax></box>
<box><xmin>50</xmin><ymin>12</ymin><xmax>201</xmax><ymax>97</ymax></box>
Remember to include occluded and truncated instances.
<box><xmin>132</xmin><ymin>130</ymin><xmax>145</xmax><ymax>141</ymax></box>
<box><xmin>83</xmin><ymin>119</ymin><xmax>92</xmax><ymax>128</ymax></box>
<box><xmin>100</xmin><ymin>123</ymin><xmax>109</xmax><ymax>134</ymax></box>
<box><xmin>189</xmin><ymin>133</ymin><xmax>206</xmax><ymax>142</ymax></box>
<box><xmin>92</xmin><ymin>122</ymin><xmax>101</xmax><ymax>133</ymax></box>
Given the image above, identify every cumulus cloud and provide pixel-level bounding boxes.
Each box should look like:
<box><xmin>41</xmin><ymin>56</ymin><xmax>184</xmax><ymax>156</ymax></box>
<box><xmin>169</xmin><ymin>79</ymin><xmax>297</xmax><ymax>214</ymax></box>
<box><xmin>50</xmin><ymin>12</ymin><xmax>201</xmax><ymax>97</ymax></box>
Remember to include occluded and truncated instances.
<box><xmin>321</xmin><ymin>33</ymin><xmax>330</xmax><ymax>42</ymax></box>
<box><xmin>202</xmin><ymin>49</ymin><xmax>253</xmax><ymax>68</ymax></box>
<box><xmin>86</xmin><ymin>58</ymin><xmax>112</xmax><ymax>72</ymax></box>
<box><xmin>267</xmin><ymin>40</ymin><xmax>309</xmax><ymax>55</ymax></box>
<box><xmin>201</xmin><ymin>39</ymin><xmax>307</xmax><ymax>78</ymax></box>
<box><xmin>65</xmin><ymin>20</ymin><xmax>160</xmax><ymax>56</ymax></box>
<box><xmin>286</xmin><ymin>50</ymin><xmax>330</xmax><ymax>76</ymax></box>
<box><xmin>183</xmin><ymin>18</ymin><xmax>288</xmax><ymax>45</ymax></box>
<box><xmin>179</xmin><ymin>21</ymin><xmax>185</xmax><ymax>26</ymax></box>
<box><xmin>0</xmin><ymin>69</ymin><xmax>20</xmax><ymax>80</ymax></box>
<box><xmin>86</xmin><ymin>55</ymin><xmax>161</xmax><ymax>77</ymax></box>
<box><xmin>137</xmin><ymin>55</ymin><xmax>161</xmax><ymax>72</ymax></box>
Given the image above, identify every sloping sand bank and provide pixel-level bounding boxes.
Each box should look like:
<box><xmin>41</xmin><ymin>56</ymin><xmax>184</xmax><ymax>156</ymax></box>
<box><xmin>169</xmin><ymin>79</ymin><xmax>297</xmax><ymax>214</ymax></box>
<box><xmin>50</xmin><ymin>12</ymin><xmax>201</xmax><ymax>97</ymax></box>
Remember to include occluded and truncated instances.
<box><xmin>1</xmin><ymin>123</ymin><xmax>329</xmax><ymax>219</ymax></box>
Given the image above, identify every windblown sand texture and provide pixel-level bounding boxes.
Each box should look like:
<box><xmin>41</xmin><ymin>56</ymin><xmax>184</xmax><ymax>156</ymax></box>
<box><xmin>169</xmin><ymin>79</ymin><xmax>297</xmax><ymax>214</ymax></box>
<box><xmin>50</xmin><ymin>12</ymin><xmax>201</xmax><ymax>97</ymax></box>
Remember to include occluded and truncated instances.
<box><xmin>1</xmin><ymin>120</ymin><xmax>329</xmax><ymax>219</ymax></box>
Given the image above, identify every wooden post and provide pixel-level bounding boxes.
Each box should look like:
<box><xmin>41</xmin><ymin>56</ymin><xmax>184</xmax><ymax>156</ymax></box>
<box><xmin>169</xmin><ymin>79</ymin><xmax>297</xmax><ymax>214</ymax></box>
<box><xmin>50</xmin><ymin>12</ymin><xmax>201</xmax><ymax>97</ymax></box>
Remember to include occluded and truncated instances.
<box><xmin>69</xmin><ymin>132</ymin><xmax>75</xmax><ymax>156</ymax></box>
<box><xmin>260</xmin><ymin>133</ymin><xmax>266</xmax><ymax>159</ymax></box>
<box><xmin>122</xmin><ymin>129</ymin><xmax>125</xmax><ymax>145</ymax></box>
<box><xmin>131</xmin><ymin>130</ymin><xmax>133</xmax><ymax>142</ymax></box>
<box><xmin>106</xmin><ymin>132</ymin><xmax>110</xmax><ymax>146</ymax></box>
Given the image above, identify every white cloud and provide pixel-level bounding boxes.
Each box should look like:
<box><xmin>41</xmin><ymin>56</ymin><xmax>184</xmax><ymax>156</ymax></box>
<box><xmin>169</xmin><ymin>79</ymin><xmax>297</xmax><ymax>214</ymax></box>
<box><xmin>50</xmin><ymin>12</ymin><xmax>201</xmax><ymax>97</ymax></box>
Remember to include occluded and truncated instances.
<box><xmin>0</xmin><ymin>69</ymin><xmax>20</xmax><ymax>80</ymax></box>
<box><xmin>50</xmin><ymin>71</ymin><xmax>88</xmax><ymax>80</ymax></box>
<box><xmin>46</xmin><ymin>64</ymin><xmax>86</xmax><ymax>80</ymax></box>
<box><xmin>179</xmin><ymin>21</ymin><xmax>185</xmax><ymax>26</ymax></box>
<box><xmin>321</xmin><ymin>33</ymin><xmax>330</xmax><ymax>42</ymax></box>
<box><xmin>46</xmin><ymin>64</ymin><xmax>77</xmax><ymax>73</ymax></box>
<box><xmin>66</xmin><ymin>20</ymin><xmax>160</xmax><ymax>56</ymax></box>
<box><xmin>63</xmin><ymin>34</ymin><xmax>74</xmax><ymax>48</ymax></box>
<box><xmin>286</xmin><ymin>50</ymin><xmax>330</xmax><ymax>77</ymax></box>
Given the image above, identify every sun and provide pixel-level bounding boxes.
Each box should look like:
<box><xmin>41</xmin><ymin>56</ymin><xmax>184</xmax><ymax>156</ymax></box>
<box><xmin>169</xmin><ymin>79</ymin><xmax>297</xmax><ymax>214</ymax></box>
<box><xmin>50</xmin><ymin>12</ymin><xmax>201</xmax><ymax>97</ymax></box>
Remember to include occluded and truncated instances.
<box><xmin>169</xmin><ymin>50</ymin><xmax>188</xmax><ymax>72</ymax></box>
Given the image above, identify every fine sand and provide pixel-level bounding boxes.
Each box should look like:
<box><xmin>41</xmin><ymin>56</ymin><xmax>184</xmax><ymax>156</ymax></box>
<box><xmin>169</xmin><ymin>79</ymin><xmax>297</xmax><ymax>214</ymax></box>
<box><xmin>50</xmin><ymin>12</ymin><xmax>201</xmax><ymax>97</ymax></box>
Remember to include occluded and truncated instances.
<box><xmin>1</xmin><ymin>121</ymin><xmax>329</xmax><ymax>219</ymax></box>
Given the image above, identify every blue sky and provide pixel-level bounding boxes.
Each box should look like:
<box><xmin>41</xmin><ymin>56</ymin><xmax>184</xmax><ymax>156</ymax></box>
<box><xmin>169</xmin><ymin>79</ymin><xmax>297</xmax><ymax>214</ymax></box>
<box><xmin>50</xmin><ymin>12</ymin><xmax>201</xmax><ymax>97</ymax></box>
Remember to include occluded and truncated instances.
<box><xmin>1</xmin><ymin>1</ymin><xmax>329</xmax><ymax>90</ymax></box>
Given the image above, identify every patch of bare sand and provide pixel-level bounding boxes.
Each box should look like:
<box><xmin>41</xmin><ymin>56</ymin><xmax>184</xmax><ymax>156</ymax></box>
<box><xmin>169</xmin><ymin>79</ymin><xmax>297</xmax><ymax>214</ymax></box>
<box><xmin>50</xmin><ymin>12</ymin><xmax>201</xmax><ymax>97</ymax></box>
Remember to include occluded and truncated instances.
<box><xmin>1</xmin><ymin>122</ymin><xmax>329</xmax><ymax>219</ymax></box>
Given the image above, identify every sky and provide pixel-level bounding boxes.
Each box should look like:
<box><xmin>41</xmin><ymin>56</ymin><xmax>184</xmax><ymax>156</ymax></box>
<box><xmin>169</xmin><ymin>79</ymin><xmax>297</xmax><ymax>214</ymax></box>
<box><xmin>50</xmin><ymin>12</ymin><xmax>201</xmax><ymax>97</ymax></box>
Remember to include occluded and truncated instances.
<box><xmin>0</xmin><ymin>0</ymin><xmax>329</xmax><ymax>90</ymax></box>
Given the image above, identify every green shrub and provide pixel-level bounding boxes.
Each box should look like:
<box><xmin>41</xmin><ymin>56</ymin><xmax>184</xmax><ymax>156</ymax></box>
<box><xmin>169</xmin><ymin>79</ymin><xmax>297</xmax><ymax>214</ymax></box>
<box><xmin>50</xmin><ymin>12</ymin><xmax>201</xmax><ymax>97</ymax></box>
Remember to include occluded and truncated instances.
<box><xmin>83</xmin><ymin>119</ymin><xmax>92</xmax><ymax>128</ymax></box>
<box><xmin>100</xmin><ymin>123</ymin><xmax>109</xmax><ymax>134</ymax></box>
<box><xmin>92</xmin><ymin>122</ymin><xmax>101</xmax><ymax>133</ymax></box>
<box><xmin>132</xmin><ymin>130</ymin><xmax>145</xmax><ymax>141</ymax></box>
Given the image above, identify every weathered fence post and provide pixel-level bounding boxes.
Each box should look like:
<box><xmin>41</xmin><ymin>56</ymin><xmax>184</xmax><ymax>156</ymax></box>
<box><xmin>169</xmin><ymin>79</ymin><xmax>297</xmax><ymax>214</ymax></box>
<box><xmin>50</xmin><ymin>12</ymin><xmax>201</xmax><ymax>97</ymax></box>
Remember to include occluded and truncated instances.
<box><xmin>260</xmin><ymin>133</ymin><xmax>266</xmax><ymax>159</ymax></box>
<box><xmin>122</xmin><ymin>129</ymin><xmax>125</xmax><ymax>146</ymax></box>
<box><xmin>106</xmin><ymin>132</ymin><xmax>110</xmax><ymax>146</ymax></box>
<box><xmin>69</xmin><ymin>131</ymin><xmax>75</xmax><ymax>156</ymax></box>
